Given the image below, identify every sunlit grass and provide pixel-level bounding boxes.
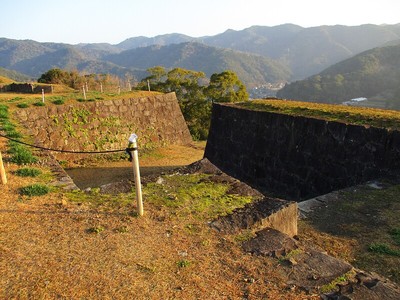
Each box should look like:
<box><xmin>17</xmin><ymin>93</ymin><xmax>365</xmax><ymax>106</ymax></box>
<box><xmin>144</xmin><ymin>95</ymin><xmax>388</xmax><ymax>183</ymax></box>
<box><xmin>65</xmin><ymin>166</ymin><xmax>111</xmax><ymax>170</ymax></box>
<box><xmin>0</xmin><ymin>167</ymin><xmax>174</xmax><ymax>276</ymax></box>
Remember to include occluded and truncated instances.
<box><xmin>0</xmin><ymin>90</ymin><xmax>161</xmax><ymax>111</ymax></box>
<box><xmin>144</xmin><ymin>174</ymin><xmax>253</xmax><ymax>220</ymax></box>
<box><xmin>238</xmin><ymin>98</ymin><xmax>400</xmax><ymax>129</ymax></box>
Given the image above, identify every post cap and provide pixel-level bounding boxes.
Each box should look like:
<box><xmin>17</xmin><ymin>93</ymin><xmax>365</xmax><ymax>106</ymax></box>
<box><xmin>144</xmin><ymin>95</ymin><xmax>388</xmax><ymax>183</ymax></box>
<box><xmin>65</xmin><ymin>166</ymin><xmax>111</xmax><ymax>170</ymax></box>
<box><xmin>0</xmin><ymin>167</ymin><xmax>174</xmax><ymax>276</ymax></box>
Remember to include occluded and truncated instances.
<box><xmin>129</xmin><ymin>133</ymin><xmax>138</xmax><ymax>143</ymax></box>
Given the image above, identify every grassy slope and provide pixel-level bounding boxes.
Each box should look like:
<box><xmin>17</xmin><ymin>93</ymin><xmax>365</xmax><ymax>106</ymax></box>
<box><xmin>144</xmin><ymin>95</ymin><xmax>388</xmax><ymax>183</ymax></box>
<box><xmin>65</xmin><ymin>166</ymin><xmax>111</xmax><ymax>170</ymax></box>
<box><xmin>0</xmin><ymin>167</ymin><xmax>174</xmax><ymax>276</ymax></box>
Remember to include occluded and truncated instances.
<box><xmin>237</xmin><ymin>98</ymin><xmax>400</xmax><ymax>130</ymax></box>
<box><xmin>0</xmin><ymin>88</ymin><xmax>161</xmax><ymax>111</ymax></box>
<box><xmin>300</xmin><ymin>182</ymin><xmax>400</xmax><ymax>283</ymax></box>
<box><xmin>0</xmin><ymin>139</ymin><xmax>314</xmax><ymax>299</ymax></box>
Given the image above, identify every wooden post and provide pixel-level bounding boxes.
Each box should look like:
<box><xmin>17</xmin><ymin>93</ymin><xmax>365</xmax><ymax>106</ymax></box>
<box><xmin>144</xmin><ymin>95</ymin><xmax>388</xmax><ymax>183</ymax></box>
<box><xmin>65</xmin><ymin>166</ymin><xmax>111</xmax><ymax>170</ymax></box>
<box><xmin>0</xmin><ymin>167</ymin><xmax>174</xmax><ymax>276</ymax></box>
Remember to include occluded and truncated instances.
<box><xmin>100</xmin><ymin>83</ymin><xmax>103</xmax><ymax>93</ymax></box>
<box><xmin>85</xmin><ymin>81</ymin><xmax>89</xmax><ymax>92</ymax></box>
<box><xmin>41</xmin><ymin>89</ymin><xmax>45</xmax><ymax>103</ymax></box>
<box><xmin>118</xmin><ymin>86</ymin><xmax>121</xmax><ymax>95</ymax></box>
<box><xmin>128</xmin><ymin>81</ymin><xmax>131</xmax><ymax>91</ymax></box>
<box><xmin>128</xmin><ymin>134</ymin><xmax>143</xmax><ymax>216</ymax></box>
<box><xmin>82</xmin><ymin>86</ymin><xmax>87</xmax><ymax>100</ymax></box>
<box><xmin>147</xmin><ymin>80</ymin><xmax>150</xmax><ymax>92</ymax></box>
<box><xmin>0</xmin><ymin>151</ymin><xmax>7</xmax><ymax>185</ymax></box>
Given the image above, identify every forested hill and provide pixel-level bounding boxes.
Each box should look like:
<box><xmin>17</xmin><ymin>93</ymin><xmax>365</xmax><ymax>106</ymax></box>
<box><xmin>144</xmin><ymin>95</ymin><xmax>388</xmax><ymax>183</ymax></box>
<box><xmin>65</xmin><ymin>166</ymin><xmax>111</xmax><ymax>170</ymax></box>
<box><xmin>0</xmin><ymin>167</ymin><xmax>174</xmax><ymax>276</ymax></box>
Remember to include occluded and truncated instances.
<box><xmin>105</xmin><ymin>42</ymin><xmax>291</xmax><ymax>86</ymax></box>
<box><xmin>277</xmin><ymin>44</ymin><xmax>400</xmax><ymax>109</ymax></box>
<box><xmin>0</xmin><ymin>67</ymin><xmax>32</xmax><ymax>82</ymax></box>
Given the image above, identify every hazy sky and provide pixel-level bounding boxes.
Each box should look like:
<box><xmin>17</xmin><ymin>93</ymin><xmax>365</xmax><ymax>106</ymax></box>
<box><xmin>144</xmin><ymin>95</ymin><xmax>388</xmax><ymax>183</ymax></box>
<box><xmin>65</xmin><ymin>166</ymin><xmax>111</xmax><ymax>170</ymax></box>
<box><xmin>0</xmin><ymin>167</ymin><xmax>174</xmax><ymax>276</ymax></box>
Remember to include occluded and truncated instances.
<box><xmin>1</xmin><ymin>0</ymin><xmax>399</xmax><ymax>44</ymax></box>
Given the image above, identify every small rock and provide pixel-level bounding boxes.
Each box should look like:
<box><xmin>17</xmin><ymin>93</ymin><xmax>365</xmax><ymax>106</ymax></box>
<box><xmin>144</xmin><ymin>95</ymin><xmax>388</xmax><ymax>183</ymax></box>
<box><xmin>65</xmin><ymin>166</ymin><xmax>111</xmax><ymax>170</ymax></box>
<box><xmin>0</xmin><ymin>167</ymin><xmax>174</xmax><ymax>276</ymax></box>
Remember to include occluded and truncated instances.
<box><xmin>363</xmin><ymin>278</ymin><xmax>379</xmax><ymax>289</ymax></box>
<box><xmin>338</xmin><ymin>283</ymin><xmax>353</xmax><ymax>294</ymax></box>
<box><xmin>156</xmin><ymin>177</ymin><xmax>165</xmax><ymax>184</ymax></box>
<box><xmin>242</xmin><ymin>227</ymin><xmax>298</xmax><ymax>257</ymax></box>
<box><xmin>178</xmin><ymin>251</ymin><xmax>188</xmax><ymax>257</ymax></box>
<box><xmin>307</xmin><ymin>274</ymin><xmax>320</xmax><ymax>280</ymax></box>
<box><xmin>367</xmin><ymin>181</ymin><xmax>383</xmax><ymax>189</ymax></box>
<box><xmin>288</xmin><ymin>257</ymin><xmax>298</xmax><ymax>266</ymax></box>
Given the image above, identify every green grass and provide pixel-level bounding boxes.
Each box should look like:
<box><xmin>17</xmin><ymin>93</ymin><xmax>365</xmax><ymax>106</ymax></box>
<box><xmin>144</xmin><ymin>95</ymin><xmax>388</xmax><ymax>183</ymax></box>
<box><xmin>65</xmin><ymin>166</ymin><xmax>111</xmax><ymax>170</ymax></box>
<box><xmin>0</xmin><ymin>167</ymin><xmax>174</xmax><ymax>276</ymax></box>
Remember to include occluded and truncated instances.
<box><xmin>19</xmin><ymin>184</ymin><xmax>49</xmax><ymax>196</ymax></box>
<box><xmin>66</xmin><ymin>173</ymin><xmax>254</xmax><ymax>220</ymax></box>
<box><xmin>237</xmin><ymin>99</ymin><xmax>400</xmax><ymax>130</ymax></box>
<box><xmin>144</xmin><ymin>174</ymin><xmax>253</xmax><ymax>219</ymax></box>
<box><xmin>0</xmin><ymin>103</ymin><xmax>39</xmax><ymax>164</ymax></box>
<box><xmin>390</xmin><ymin>228</ymin><xmax>400</xmax><ymax>245</ymax></box>
<box><xmin>66</xmin><ymin>188</ymin><xmax>132</xmax><ymax>209</ymax></box>
<box><xmin>0</xmin><ymin>104</ymin><xmax>8</xmax><ymax>119</ymax></box>
<box><xmin>52</xmin><ymin>99</ymin><xmax>65</xmax><ymax>105</ymax></box>
<box><xmin>86</xmin><ymin>225</ymin><xmax>105</xmax><ymax>234</ymax></box>
<box><xmin>176</xmin><ymin>259</ymin><xmax>191</xmax><ymax>268</ymax></box>
<box><xmin>8</xmin><ymin>142</ymin><xmax>38</xmax><ymax>165</ymax></box>
<box><xmin>4</xmin><ymin>130</ymin><xmax>22</xmax><ymax>139</ymax></box>
<box><xmin>2</xmin><ymin>118</ymin><xmax>22</xmax><ymax>139</ymax></box>
<box><xmin>304</xmin><ymin>183</ymin><xmax>400</xmax><ymax>283</ymax></box>
<box><xmin>33</xmin><ymin>101</ymin><xmax>45</xmax><ymax>106</ymax></box>
<box><xmin>320</xmin><ymin>270</ymin><xmax>355</xmax><ymax>293</ymax></box>
<box><xmin>15</xmin><ymin>167</ymin><xmax>42</xmax><ymax>177</ymax></box>
<box><xmin>368</xmin><ymin>243</ymin><xmax>400</xmax><ymax>257</ymax></box>
<box><xmin>16</xmin><ymin>103</ymin><xmax>29</xmax><ymax>108</ymax></box>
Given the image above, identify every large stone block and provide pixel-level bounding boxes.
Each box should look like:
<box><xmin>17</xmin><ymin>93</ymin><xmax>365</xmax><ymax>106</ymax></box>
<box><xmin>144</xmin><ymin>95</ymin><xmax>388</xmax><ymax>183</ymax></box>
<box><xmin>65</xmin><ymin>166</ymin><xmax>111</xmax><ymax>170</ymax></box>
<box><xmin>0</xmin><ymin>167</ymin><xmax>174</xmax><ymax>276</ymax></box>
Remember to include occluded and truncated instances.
<box><xmin>210</xmin><ymin>197</ymin><xmax>298</xmax><ymax>237</ymax></box>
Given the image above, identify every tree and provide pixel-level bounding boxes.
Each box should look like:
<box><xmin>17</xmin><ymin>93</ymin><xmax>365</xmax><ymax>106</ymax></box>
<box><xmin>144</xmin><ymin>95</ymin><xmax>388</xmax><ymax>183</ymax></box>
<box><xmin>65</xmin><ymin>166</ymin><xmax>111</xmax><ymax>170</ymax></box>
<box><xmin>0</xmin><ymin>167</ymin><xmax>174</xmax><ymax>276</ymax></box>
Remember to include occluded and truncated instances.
<box><xmin>139</xmin><ymin>66</ymin><xmax>167</xmax><ymax>91</ymax></box>
<box><xmin>206</xmin><ymin>70</ymin><xmax>248</xmax><ymax>103</ymax></box>
<box><xmin>165</xmin><ymin>68</ymin><xmax>210</xmax><ymax>139</ymax></box>
<box><xmin>38</xmin><ymin>68</ymin><xmax>68</xmax><ymax>84</ymax></box>
<box><xmin>137</xmin><ymin>67</ymin><xmax>247</xmax><ymax>139</ymax></box>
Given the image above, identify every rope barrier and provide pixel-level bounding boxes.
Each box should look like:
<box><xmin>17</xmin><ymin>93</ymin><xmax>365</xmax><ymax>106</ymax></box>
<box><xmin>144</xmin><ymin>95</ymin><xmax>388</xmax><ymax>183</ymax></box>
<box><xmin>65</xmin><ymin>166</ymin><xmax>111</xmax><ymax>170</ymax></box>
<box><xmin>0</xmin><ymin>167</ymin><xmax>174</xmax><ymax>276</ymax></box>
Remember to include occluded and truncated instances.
<box><xmin>0</xmin><ymin>133</ymin><xmax>130</xmax><ymax>154</ymax></box>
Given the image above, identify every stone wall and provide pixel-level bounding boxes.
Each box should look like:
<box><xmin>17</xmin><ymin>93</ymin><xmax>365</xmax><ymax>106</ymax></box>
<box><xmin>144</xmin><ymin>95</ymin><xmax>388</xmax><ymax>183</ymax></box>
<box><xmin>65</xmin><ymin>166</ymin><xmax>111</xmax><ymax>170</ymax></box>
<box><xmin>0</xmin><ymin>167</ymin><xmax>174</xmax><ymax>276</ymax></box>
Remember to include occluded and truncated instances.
<box><xmin>2</xmin><ymin>83</ymin><xmax>52</xmax><ymax>93</ymax></box>
<box><xmin>204</xmin><ymin>103</ymin><xmax>400</xmax><ymax>201</ymax></box>
<box><xmin>14</xmin><ymin>92</ymin><xmax>192</xmax><ymax>159</ymax></box>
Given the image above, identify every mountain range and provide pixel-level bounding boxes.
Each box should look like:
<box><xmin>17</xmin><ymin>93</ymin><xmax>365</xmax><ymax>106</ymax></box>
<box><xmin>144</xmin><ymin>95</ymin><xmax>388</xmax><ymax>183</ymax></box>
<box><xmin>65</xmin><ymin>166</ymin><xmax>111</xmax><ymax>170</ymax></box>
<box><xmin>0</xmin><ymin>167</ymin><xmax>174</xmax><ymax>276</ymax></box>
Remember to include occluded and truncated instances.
<box><xmin>1</xmin><ymin>23</ymin><xmax>400</xmax><ymax>89</ymax></box>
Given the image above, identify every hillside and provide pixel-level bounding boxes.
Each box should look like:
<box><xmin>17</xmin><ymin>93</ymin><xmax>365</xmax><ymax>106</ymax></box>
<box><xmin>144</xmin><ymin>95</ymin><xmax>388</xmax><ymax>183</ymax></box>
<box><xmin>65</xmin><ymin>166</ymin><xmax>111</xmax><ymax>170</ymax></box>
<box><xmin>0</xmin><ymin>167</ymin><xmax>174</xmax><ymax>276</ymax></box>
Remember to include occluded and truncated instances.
<box><xmin>203</xmin><ymin>24</ymin><xmax>400</xmax><ymax>79</ymax></box>
<box><xmin>106</xmin><ymin>42</ymin><xmax>291</xmax><ymax>86</ymax></box>
<box><xmin>277</xmin><ymin>44</ymin><xmax>400</xmax><ymax>109</ymax></box>
<box><xmin>0</xmin><ymin>67</ymin><xmax>32</xmax><ymax>82</ymax></box>
<box><xmin>0</xmin><ymin>38</ymin><xmax>290</xmax><ymax>86</ymax></box>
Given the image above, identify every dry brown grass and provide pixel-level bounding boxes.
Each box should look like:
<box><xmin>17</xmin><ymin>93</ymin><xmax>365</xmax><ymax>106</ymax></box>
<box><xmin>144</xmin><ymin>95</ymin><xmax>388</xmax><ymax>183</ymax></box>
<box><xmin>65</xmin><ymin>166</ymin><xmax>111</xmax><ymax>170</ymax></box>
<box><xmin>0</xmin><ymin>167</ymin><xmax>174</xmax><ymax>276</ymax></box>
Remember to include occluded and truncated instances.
<box><xmin>0</xmin><ymin>140</ymin><xmax>317</xmax><ymax>299</ymax></box>
<box><xmin>238</xmin><ymin>99</ymin><xmax>400</xmax><ymax>130</ymax></box>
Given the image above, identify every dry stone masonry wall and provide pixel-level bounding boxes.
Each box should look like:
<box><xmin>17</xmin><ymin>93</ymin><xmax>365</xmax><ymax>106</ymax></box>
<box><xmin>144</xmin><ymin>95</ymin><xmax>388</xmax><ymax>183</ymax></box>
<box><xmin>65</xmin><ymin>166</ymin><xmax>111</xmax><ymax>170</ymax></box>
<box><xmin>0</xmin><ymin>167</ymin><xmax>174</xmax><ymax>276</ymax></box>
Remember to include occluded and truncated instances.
<box><xmin>14</xmin><ymin>92</ymin><xmax>192</xmax><ymax>158</ymax></box>
<box><xmin>1</xmin><ymin>83</ymin><xmax>53</xmax><ymax>93</ymax></box>
<box><xmin>205</xmin><ymin>103</ymin><xmax>400</xmax><ymax>201</ymax></box>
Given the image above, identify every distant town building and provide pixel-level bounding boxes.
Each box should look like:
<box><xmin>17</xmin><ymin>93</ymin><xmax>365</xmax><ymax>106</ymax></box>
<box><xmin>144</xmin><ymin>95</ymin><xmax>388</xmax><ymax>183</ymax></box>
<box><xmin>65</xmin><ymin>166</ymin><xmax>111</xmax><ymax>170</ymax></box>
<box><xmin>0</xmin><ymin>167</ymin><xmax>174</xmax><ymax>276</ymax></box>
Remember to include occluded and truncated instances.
<box><xmin>342</xmin><ymin>97</ymin><xmax>367</xmax><ymax>106</ymax></box>
<box><xmin>351</xmin><ymin>97</ymin><xmax>367</xmax><ymax>102</ymax></box>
